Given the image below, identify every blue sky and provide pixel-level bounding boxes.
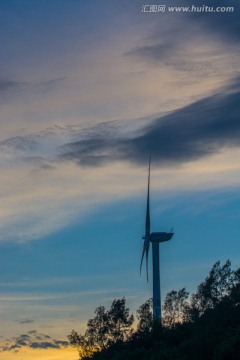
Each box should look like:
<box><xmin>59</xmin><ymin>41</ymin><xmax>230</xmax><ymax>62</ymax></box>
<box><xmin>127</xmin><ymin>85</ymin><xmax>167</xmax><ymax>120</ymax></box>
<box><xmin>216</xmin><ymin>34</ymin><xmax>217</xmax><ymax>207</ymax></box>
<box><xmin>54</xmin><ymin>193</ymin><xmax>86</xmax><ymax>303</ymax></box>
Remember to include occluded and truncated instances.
<box><xmin>0</xmin><ymin>0</ymin><xmax>240</xmax><ymax>358</ymax></box>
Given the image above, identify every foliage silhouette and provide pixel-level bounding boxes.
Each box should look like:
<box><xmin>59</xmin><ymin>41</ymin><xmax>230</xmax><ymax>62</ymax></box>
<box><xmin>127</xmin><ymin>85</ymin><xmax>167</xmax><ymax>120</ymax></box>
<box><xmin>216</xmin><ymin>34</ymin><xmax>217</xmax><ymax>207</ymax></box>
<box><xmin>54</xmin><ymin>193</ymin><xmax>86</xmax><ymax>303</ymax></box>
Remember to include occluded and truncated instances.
<box><xmin>69</xmin><ymin>260</ymin><xmax>240</xmax><ymax>360</ymax></box>
<box><xmin>136</xmin><ymin>298</ymin><xmax>153</xmax><ymax>334</ymax></box>
<box><xmin>162</xmin><ymin>288</ymin><xmax>189</xmax><ymax>328</ymax></box>
<box><xmin>68</xmin><ymin>297</ymin><xmax>134</xmax><ymax>358</ymax></box>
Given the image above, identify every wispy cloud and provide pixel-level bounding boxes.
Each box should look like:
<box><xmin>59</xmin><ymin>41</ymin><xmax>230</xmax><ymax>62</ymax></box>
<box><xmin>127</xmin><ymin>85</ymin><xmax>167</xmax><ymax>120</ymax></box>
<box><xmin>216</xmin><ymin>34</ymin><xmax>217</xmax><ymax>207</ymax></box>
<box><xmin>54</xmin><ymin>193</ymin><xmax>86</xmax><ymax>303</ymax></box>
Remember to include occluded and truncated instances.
<box><xmin>0</xmin><ymin>331</ymin><xmax>69</xmax><ymax>352</ymax></box>
<box><xmin>127</xmin><ymin>0</ymin><xmax>240</xmax><ymax>84</ymax></box>
<box><xmin>18</xmin><ymin>319</ymin><xmax>35</xmax><ymax>325</ymax></box>
<box><xmin>2</xmin><ymin>78</ymin><xmax>240</xmax><ymax>168</ymax></box>
<box><xmin>0</xmin><ymin>77</ymin><xmax>23</xmax><ymax>94</ymax></box>
<box><xmin>186</xmin><ymin>0</ymin><xmax>240</xmax><ymax>41</ymax></box>
<box><xmin>58</xmin><ymin>78</ymin><xmax>240</xmax><ymax>166</ymax></box>
<box><xmin>0</xmin><ymin>78</ymin><xmax>239</xmax><ymax>243</ymax></box>
<box><xmin>0</xmin><ymin>76</ymin><xmax>66</xmax><ymax>103</ymax></box>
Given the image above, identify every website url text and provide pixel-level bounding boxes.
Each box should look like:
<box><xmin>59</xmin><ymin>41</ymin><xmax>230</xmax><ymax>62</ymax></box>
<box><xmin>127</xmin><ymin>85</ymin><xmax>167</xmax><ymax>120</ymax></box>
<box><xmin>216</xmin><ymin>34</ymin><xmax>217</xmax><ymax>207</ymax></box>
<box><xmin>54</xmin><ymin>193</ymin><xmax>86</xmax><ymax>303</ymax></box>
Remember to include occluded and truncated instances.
<box><xmin>141</xmin><ymin>4</ymin><xmax>235</xmax><ymax>13</ymax></box>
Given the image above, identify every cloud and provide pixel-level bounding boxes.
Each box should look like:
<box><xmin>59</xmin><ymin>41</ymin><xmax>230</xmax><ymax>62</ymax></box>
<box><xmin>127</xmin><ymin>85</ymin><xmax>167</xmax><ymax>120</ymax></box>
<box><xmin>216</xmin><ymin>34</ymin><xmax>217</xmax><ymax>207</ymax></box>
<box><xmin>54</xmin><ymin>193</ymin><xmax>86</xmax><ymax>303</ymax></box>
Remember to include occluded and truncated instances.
<box><xmin>0</xmin><ymin>78</ymin><xmax>239</xmax><ymax>244</ymax></box>
<box><xmin>185</xmin><ymin>0</ymin><xmax>240</xmax><ymax>41</ymax></box>
<box><xmin>158</xmin><ymin>0</ymin><xmax>240</xmax><ymax>44</ymax></box>
<box><xmin>127</xmin><ymin>0</ymin><xmax>240</xmax><ymax>81</ymax></box>
<box><xmin>0</xmin><ymin>331</ymin><xmax>69</xmax><ymax>352</ymax></box>
<box><xmin>58</xmin><ymin>78</ymin><xmax>240</xmax><ymax>167</ymax></box>
<box><xmin>0</xmin><ymin>78</ymin><xmax>23</xmax><ymax>94</ymax></box>
<box><xmin>29</xmin><ymin>341</ymin><xmax>59</xmax><ymax>349</ymax></box>
<box><xmin>0</xmin><ymin>136</ymin><xmax>38</xmax><ymax>153</ymax></box>
<box><xmin>2</xmin><ymin>78</ymin><xmax>239</xmax><ymax>169</ymax></box>
<box><xmin>0</xmin><ymin>75</ymin><xmax>66</xmax><ymax>104</ymax></box>
<box><xmin>18</xmin><ymin>319</ymin><xmax>35</xmax><ymax>325</ymax></box>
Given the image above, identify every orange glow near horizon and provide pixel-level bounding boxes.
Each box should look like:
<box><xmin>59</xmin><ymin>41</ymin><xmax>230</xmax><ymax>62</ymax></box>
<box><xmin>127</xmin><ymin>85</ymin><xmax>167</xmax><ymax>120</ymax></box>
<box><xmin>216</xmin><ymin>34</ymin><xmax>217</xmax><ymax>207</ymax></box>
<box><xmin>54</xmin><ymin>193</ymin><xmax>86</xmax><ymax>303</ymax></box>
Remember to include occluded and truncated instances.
<box><xmin>0</xmin><ymin>346</ymin><xmax>78</xmax><ymax>360</ymax></box>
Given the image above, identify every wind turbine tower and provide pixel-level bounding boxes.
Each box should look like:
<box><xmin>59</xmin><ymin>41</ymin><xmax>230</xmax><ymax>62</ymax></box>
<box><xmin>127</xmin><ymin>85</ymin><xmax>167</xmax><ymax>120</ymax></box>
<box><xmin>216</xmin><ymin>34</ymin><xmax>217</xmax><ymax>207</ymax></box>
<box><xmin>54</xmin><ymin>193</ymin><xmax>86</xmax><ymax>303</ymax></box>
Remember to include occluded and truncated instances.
<box><xmin>140</xmin><ymin>157</ymin><xmax>174</xmax><ymax>322</ymax></box>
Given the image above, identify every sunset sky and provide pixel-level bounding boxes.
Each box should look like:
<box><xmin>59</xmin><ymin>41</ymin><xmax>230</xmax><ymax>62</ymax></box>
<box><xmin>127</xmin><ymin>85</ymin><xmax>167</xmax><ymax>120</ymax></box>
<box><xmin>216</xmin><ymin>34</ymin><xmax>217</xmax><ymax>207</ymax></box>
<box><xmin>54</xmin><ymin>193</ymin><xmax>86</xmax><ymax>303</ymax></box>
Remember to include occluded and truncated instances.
<box><xmin>1</xmin><ymin>0</ymin><xmax>240</xmax><ymax>359</ymax></box>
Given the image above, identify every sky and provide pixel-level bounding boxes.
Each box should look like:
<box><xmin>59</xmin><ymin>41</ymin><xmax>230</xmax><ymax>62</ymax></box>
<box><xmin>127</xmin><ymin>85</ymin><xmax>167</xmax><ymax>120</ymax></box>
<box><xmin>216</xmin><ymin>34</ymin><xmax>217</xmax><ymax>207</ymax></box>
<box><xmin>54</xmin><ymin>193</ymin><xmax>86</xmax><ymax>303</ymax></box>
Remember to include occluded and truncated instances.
<box><xmin>0</xmin><ymin>0</ymin><xmax>240</xmax><ymax>359</ymax></box>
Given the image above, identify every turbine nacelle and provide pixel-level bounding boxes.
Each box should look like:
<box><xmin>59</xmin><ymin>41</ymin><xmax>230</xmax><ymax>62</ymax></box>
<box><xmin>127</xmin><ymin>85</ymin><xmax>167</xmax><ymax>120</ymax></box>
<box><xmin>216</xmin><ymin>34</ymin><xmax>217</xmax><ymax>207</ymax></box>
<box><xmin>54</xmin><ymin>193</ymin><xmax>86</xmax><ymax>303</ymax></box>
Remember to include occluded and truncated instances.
<box><xmin>150</xmin><ymin>232</ymin><xmax>174</xmax><ymax>243</ymax></box>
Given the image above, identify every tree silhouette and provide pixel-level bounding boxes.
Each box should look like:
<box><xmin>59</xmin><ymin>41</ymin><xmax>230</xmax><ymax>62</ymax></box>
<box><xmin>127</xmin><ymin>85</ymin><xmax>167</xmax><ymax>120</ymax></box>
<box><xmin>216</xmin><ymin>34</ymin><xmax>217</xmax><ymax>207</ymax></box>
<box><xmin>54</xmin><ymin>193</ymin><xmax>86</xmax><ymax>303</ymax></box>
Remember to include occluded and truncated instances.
<box><xmin>69</xmin><ymin>260</ymin><xmax>240</xmax><ymax>360</ymax></box>
<box><xmin>68</xmin><ymin>330</ymin><xmax>97</xmax><ymax>359</ymax></box>
<box><xmin>190</xmin><ymin>260</ymin><xmax>236</xmax><ymax>318</ymax></box>
<box><xmin>68</xmin><ymin>297</ymin><xmax>134</xmax><ymax>359</ymax></box>
<box><xmin>163</xmin><ymin>288</ymin><xmax>189</xmax><ymax>328</ymax></box>
<box><xmin>85</xmin><ymin>305</ymin><xmax>109</xmax><ymax>349</ymax></box>
<box><xmin>136</xmin><ymin>298</ymin><xmax>153</xmax><ymax>333</ymax></box>
<box><xmin>107</xmin><ymin>297</ymin><xmax>134</xmax><ymax>344</ymax></box>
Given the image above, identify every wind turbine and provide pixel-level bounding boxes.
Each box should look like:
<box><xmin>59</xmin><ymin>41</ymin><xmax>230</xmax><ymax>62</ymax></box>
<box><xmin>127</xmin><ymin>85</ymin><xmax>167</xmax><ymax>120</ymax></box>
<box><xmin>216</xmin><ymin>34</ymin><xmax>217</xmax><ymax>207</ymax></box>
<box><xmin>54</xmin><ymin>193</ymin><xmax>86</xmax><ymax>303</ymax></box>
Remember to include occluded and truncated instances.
<box><xmin>140</xmin><ymin>157</ymin><xmax>174</xmax><ymax>322</ymax></box>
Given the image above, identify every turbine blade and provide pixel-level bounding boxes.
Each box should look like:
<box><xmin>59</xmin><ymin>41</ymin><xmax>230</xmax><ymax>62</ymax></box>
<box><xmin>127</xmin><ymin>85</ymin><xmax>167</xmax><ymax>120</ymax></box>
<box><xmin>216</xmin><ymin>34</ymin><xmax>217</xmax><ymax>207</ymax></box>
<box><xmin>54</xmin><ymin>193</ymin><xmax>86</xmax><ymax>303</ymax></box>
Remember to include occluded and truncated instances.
<box><xmin>146</xmin><ymin>244</ymin><xmax>149</xmax><ymax>282</ymax></box>
<box><xmin>140</xmin><ymin>156</ymin><xmax>151</xmax><ymax>282</ymax></box>
<box><xmin>140</xmin><ymin>239</ymin><xmax>150</xmax><ymax>282</ymax></box>
<box><xmin>145</xmin><ymin>156</ymin><xmax>151</xmax><ymax>237</ymax></box>
<box><xmin>140</xmin><ymin>245</ymin><xmax>146</xmax><ymax>275</ymax></box>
